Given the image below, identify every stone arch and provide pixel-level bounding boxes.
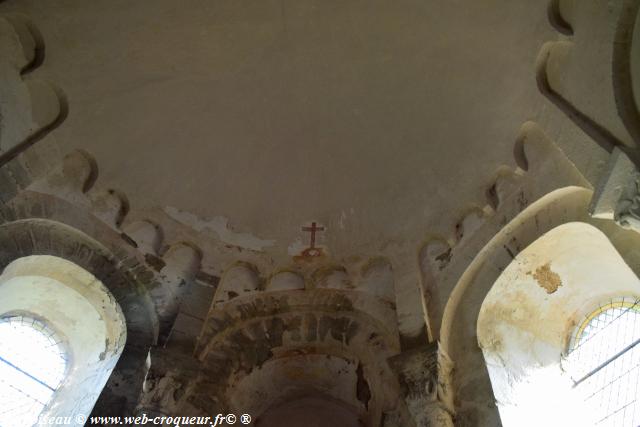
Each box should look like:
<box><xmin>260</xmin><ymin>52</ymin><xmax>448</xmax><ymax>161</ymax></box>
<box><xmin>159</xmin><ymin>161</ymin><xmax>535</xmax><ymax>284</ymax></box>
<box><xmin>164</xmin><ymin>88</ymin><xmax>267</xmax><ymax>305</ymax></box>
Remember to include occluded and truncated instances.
<box><xmin>477</xmin><ymin>222</ymin><xmax>640</xmax><ymax>426</ymax></box>
<box><xmin>0</xmin><ymin>255</ymin><xmax>127</xmax><ymax>423</ymax></box>
<box><xmin>0</xmin><ymin>217</ymin><xmax>157</xmax><ymax>416</ymax></box>
<box><xmin>193</xmin><ymin>288</ymin><xmax>401</xmax><ymax>426</ymax></box>
<box><xmin>439</xmin><ymin>186</ymin><xmax>640</xmax><ymax>425</ymax></box>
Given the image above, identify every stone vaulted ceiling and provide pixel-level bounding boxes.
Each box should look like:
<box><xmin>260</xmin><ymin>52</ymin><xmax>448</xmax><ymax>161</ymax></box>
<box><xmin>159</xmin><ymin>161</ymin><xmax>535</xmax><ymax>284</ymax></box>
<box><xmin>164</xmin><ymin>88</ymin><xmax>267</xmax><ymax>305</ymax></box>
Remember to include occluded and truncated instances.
<box><xmin>0</xmin><ymin>0</ymin><xmax>634</xmax><ymax>342</ymax></box>
<box><xmin>0</xmin><ymin>0</ymin><xmax>558</xmax><ymax>256</ymax></box>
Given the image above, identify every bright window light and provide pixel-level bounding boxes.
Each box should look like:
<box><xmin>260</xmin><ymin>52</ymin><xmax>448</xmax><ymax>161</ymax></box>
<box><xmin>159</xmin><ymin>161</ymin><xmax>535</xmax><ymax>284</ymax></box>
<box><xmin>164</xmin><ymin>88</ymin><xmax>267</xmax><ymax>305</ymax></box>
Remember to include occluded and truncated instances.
<box><xmin>565</xmin><ymin>297</ymin><xmax>640</xmax><ymax>426</ymax></box>
<box><xmin>0</xmin><ymin>316</ymin><xmax>67</xmax><ymax>427</ymax></box>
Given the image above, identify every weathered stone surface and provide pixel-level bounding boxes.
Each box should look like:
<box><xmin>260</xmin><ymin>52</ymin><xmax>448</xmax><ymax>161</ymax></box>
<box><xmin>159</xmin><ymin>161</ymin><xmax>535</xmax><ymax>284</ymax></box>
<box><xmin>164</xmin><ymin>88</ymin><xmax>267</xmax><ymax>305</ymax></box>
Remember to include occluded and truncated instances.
<box><xmin>390</xmin><ymin>344</ymin><xmax>454</xmax><ymax>427</ymax></box>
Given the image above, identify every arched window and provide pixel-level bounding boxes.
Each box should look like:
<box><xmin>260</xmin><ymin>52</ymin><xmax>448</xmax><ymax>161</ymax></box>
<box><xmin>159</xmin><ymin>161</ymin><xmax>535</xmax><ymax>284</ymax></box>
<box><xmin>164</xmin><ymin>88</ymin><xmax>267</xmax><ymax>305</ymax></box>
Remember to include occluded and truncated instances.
<box><xmin>478</xmin><ymin>223</ymin><xmax>640</xmax><ymax>427</ymax></box>
<box><xmin>565</xmin><ymin>297</ymin><xmax>640</xmax><ymax>426</ymax></box>
<box><xmin>0</xmin><ymin>315</ymin><xmax>68</xmax><ymax>427</ymax></box>
<box><xmin>0</xmin><ymin>255</ymin><xmax>126</xmax><ymax>425</ymax></box>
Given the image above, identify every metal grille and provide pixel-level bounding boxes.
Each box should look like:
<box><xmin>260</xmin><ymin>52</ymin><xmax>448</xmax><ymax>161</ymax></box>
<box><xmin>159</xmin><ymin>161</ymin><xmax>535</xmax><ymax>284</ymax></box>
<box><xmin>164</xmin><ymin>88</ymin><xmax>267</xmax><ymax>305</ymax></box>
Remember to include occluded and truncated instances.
<box><xmin>565</xmin><ymin>297</ymin><xmax>640</xmax><ymax>427</ymax></box>
<box><xmin>0</xmin><ymin>316</ymin><xmax>67</xmax><ymax>427</ymax></box>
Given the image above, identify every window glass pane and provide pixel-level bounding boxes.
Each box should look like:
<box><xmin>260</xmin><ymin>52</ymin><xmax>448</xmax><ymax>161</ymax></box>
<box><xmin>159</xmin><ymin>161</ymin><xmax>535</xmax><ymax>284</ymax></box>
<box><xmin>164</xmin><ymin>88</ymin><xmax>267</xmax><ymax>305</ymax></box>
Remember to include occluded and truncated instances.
<box><xmin>0</xmin><ymin>316</ymin><xmax>67</xmax><ymax>427</ymax></box>
<box><xmin>566</xmin><ymin>298</ymin><xmax>640</xmax><ymax>426</ymax></box>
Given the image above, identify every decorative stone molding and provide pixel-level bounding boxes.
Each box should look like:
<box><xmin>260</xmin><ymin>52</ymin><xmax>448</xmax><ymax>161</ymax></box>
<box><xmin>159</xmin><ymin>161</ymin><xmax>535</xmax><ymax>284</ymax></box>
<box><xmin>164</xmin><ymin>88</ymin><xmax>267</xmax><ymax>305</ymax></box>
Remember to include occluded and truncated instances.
<box><xmin>536</xmin><ymin>0</ymin><xmax>638</xmax><ymax>150</ymax></box>
<box><xmin>0</xmin><ymin>14</ymin><xmax>67</xmax><ymax>164</ymax></box>
<box><xmin>416</xmin><ymin>122</ymin><xmax>596</xmax><ymax>425</ymax></box>
<box><xmin>190</xmin><ymin>262</ymin><xmax>402</xmax><ymax>426</ymax></box>
<box><xmin>0</xmin><ymin>151</ymin><xmax>197</xmax><ymax>418</ymax></box>
<box><xmin>3</xmin><ymin>147</ymin><xmax>218</xmax><ymax>345</ymax></box>
<box><xmin>418</xmin><ymin>121</ymin><xmax>589</xmax><ymax>343</ymax></box>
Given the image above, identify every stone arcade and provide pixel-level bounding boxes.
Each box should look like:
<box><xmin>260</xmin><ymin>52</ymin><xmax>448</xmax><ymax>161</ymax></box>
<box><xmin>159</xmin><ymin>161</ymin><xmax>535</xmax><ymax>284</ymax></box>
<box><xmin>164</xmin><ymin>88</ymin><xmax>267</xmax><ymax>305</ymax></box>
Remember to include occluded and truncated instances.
<box><xmin>0</xmin><ymin>1</ymin><xmax>639</xmax><ymax>426</ymax></box>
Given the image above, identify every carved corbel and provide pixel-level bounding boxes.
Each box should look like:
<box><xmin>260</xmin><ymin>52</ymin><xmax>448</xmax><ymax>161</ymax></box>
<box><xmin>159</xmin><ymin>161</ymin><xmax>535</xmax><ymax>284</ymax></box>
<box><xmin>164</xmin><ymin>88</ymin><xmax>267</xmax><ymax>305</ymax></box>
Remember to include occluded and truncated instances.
<box><xmin>389</xmin><ymin>343</ymin><xmax>454</xmax><ymax>427</ymax></box>
<box><xmin>617</xmin><ymin>174</ymin><xmax>640</xmax><ymax>229</ymax></box>
<box><xmin>590</xmin><ymin>147</ymin><xmax>640</xmax><ymax>231</ymax></box>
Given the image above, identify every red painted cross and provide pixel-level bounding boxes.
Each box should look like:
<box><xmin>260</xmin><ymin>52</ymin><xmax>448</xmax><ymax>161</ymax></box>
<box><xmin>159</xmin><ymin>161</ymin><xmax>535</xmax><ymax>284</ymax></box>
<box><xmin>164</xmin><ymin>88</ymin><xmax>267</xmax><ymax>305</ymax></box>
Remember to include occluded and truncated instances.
<box><xmin>302</xmin><ymin>222</ymin><xmax>325</xmax><ymax>249</ymax></box>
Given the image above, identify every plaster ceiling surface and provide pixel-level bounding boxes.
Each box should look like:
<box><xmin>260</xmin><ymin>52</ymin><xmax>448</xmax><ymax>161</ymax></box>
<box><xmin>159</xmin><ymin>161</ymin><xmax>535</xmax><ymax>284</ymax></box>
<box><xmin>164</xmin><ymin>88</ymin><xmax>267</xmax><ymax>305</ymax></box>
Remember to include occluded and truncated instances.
<box><xmin>0</xmin><ymin>0</ymin><xmax>556</xmax><ymax>258</ymax></box>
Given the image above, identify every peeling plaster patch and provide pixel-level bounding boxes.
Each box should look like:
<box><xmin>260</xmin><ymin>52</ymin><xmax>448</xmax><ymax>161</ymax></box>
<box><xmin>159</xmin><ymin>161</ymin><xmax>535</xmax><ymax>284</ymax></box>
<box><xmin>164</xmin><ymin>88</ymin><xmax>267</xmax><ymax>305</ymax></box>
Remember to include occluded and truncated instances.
<box><xmin>164</xmin><ymin>206</ymin><xmax>275</xmax><ymax>251</ymax></box>
<box><xmin>529</xmin><ymin>263</ymin><xmax>562</xmax><ymax>294</ymax></box>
